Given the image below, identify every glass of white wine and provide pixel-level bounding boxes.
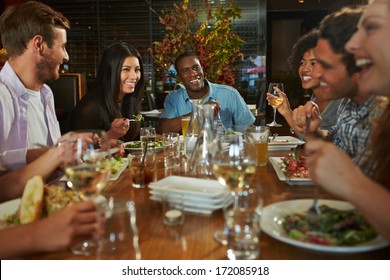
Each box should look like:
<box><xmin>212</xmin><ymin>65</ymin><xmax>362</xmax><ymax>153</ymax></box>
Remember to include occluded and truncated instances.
<box><xmin>266</xmin><ymin>82</ymin><xmax>284</xmax><ymax>127</ymax></box>
<box><xmin>64</xmin><ymin>129</ymin><xmax>112</xmax><ymax>256</ymax></box>
<box><xmin>211</xmin><ymin>134</ymin><xmax>257</xmax><ymax>246</ymax></box>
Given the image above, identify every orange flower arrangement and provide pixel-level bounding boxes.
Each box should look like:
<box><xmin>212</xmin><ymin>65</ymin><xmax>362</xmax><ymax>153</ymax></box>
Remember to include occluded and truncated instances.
<box><xmin>150</xmin><ymin>0</ymin><xmax>244</xmax><ymax>86</ymax></box>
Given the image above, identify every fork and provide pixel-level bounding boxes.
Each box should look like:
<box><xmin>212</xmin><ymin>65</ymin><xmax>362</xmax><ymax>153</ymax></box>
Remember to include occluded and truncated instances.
<box><xmin>293</xmin><ymin>117</ymin><xmax>310</xmax><ymax>161</ymax></box>
<box><xmin>306</xmin><ymin>184</ymin><xmax>322</xmax><ymax>227</ymax></box>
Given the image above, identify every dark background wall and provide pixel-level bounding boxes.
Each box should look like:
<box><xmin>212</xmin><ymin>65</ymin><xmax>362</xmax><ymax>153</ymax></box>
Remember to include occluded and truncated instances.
<box><xmin>0</xmin><ymin>0</ymin><xmax>367</xmax><ymax>110</ymax></box>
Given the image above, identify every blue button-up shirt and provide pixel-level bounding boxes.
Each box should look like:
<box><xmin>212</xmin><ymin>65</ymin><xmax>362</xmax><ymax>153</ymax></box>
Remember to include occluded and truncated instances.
<box><xmin>160</xmin><ymin>80</ymin><xmax>255</xmax><ymax>131</ymax></box>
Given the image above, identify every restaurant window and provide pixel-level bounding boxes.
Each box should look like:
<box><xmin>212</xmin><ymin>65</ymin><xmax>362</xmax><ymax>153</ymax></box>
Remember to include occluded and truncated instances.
<box><xmin>39</xmin><ymin>0</ymin><xmax>267</xmax><ymax>107</ymax></box>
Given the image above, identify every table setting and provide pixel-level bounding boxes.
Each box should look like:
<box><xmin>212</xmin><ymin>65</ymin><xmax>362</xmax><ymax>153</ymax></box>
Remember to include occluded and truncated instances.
<box><xmin>1</xmin><ymin>117</ymin><xmax>389</xmax><ymax>260</ymax></box>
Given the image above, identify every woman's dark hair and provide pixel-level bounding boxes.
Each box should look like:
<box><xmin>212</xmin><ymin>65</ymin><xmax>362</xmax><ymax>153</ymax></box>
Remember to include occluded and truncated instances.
<box><xmin>92</xmin><ymin>42</ymin><xmax>145</xmax><ymax>123</ymax></box>
<box><xmin>287</xmin><ymin>29</ymin><xmax>319</xmax><ymax>75</ymax></box>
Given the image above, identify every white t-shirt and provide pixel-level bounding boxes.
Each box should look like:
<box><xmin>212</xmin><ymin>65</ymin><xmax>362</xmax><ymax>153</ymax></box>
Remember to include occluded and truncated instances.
<box><xmin>27</xmin><ymin>89</ymin><xmax>49</xmax><ymax>147</ymax></box>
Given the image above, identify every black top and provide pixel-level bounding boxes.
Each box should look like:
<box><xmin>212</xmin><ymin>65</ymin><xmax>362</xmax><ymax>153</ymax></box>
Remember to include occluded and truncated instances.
<box><xmin>71</xmin><ymin>92</ymin><xmax>141</xmax><ymax>141</ymax></box>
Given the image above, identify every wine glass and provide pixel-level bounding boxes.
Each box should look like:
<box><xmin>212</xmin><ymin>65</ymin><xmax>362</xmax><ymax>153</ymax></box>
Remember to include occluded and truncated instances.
<box><xmin>266</xmin><ymin>82</ymin><xmax>284</xmax><ymax>127</ymax></box>
<box><xmin>63</xmin><ymin>129</ymin><xmax>112</xmax><ymax>256</ymax></box>
<box><xmin>211</xmin><ymin>133</ymin><xmax>257</xmax><ymax>245</ymax></box>
<box><xmin>140</xmin><ymin>126</ymin><xmax>157</xmax><ymax>154</ymax></box>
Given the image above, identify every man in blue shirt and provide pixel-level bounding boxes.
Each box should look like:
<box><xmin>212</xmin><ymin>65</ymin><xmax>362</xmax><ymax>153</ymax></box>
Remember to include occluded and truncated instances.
<box><xmin>157</xmin><ymin>51</ymin><xmax>255</xmax><ymax>134</ymax></box>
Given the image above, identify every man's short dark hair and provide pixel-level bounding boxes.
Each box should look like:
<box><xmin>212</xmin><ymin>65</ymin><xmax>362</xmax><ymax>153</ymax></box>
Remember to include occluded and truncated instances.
<box><xmin>318</xmin><ymin>6</ymin><xmax>364</xmax><ymax>76</ymax></box>
<box><xmin>174</xmin><ymin>51</ymin><xmax>198</xmax><ymax>73</ymax></box>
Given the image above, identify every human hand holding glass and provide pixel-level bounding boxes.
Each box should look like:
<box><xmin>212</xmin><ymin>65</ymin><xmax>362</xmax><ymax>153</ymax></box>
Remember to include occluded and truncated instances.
<box><xmin>266</xmin><ymin>83</ymin><xmax>284</xmax><ymax>127</ymax></box>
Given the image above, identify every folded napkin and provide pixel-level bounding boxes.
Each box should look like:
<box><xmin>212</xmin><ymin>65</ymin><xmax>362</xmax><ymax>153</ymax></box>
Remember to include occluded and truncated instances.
<box><xmin>141</xmin><ymin>109</ymin><xmax>161</xmax><ymax>115</ymax></box>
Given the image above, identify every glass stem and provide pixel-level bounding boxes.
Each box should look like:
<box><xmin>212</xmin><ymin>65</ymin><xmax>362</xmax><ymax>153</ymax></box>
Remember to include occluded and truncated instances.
<box><xmin>273</xmin><ymin>109</ymin><xmax>277</xmax><ymax>123</ymax></box>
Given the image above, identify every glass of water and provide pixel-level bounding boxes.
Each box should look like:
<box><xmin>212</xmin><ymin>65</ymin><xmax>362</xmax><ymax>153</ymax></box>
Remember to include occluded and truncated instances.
<box><xmin>226</xmin><ymin>187</ymin><xmax>263</xmax><ymax>260</ymax></box>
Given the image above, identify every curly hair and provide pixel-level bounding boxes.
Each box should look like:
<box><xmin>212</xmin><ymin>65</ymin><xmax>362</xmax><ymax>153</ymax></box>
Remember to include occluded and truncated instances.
<box><xmin>287</xmin><ymin>29</ymin><xmax>319</xmax><ymax>75</ymax></box>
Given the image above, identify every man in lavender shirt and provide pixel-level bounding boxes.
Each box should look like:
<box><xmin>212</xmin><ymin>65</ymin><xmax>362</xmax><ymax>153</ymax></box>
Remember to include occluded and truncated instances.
<box><xmin>0</xmin><ymin>2</ymin><xmax>70</xmax><ymax>171</ymax></box>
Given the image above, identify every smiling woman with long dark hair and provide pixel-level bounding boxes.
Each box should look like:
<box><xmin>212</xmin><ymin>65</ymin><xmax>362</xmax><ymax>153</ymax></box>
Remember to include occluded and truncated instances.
<box><xmin>71</xmin><ymin>42</ymin><xmax>145</xmax><ymax>141</ymax></box>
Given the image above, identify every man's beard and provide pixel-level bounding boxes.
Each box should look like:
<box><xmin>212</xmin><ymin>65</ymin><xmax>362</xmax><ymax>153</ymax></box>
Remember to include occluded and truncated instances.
<box><xmin>36</xmin><ymin>54</ymin><xmax>60</xmax><ymax>84</ymax></box>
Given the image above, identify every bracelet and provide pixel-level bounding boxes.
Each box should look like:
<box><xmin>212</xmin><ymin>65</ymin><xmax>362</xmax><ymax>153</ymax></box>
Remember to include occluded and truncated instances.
<box><xmin>290</xmin><ymin>127</ymin><xmax>295</xmax><ymax>135</ymax></box>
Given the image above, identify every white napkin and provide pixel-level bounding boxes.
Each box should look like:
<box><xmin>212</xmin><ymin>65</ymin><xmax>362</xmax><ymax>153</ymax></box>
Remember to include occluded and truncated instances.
<box><xmin>141</xmin><ymin>109</ymin><xmax>161</xmax><ymax>115</ymax></box>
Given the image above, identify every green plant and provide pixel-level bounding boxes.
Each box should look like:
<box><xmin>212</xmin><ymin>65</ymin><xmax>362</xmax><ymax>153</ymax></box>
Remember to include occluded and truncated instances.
<box><xmin>150</xmin><ymin>0</ymin><xmax>244</xmax><ymax>86</ymax></box>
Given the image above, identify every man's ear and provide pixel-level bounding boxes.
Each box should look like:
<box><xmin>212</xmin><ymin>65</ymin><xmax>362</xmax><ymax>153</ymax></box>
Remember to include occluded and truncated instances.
<box><xmin>34</xmin><ymin>36</ymin><xmax>44</xmax><ymax>54</ymax></box>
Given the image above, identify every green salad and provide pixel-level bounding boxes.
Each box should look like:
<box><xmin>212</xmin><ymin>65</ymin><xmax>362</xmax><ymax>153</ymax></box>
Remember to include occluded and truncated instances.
<box><xmin>103</xmin><ymin>157</ymin><xmax>127</xmax><ymax>176</ymax></box>
<box><xmin>125</xmin><ymin>139</ymin><xmax>164</xmax><ymax>149</ymax></box>
<box><xmin>225</xmin><ymin>130</ymin><xmax>236</xmax><ymax>135</ymax></box>
<box><xmin>283</xmin><ymin>205</ymin><xmax>378</xmax><ymax>246</ymax></box>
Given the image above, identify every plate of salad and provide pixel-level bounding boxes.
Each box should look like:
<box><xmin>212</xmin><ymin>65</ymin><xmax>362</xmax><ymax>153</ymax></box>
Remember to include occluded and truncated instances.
<box><xmin>124</xmin><ymin>139</ymin><xmax>164</xmax><ymax>153</ymax></box>
<box><xmin>106</xmin><ymin>157</ymin><xmax>128</xmax><ymax>181</ymax></box>
<box><xmin>261</xmin><ymin>199</ymin><xmax>388</xmax><ymax>253</ymax></box>
<box><xmin>59</xmin><ymin>157</ymin><xmax>128</xmax><ymax>182</ymax></box>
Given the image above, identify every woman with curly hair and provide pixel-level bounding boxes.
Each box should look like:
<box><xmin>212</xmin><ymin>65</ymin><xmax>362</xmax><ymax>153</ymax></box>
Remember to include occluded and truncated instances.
<box><xmin>267</xmin><ymin>29</ymin><xmax>342</xmax><ymax>132</ymax></box>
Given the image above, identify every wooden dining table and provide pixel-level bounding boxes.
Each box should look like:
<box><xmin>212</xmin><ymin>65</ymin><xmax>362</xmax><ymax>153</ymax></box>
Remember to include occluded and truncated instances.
<box><xmin>31</xmin><ymin>146</ymin><xmax>390</xmax><ymax>260</ymax></box>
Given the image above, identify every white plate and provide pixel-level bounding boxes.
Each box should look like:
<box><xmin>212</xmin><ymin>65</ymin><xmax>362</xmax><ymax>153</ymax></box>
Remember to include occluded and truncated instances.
<box><xmin>0</xmin><ymin>198</ymin><xmax>19</xmax><ymax>229</ymax></box>
<box><xmin>269</xmin><ymin>157</ymin><xmax>313</xmax><ymax>186</ymax></box>
<box><xmin>150</xmin><ymin>193</ymin><xmax>232</xmax><ymax>215</ymax></box>
<box><xmin>124</xmin><ymin>141</ymin><xmax>163</xmax><ymax>153</ymax></box>
<box><xmin>149</xmin><ymin>176</ymin><xmax>231</xmax><ymax>214</ymax></box>
<box><xmin>141</xmin><ymin>109</ymin><xmax>161</xmax><ymax>117</ymax></box>
<box><xmin>109</xmin><ymin>158</ymin><xmax>128</xmax><ymax>181</ymax></box>
<box><xmin>261</xmin><ymin>199</ymin><xmax>389</xmax><ymax>253</ymax></box>
<box><xmin>59</xmin><ymin>158</ymin><xmax>128</xmax><ymax>182</ymax></box>
<box><xmin>150</xmin><ymin>189</ymin><xmax>229</xmax><ymax>205</ymax></box>
<box><xmin>0</xmin><ymin>195</ymin><xmax>107</xmax><ymax>229</ymax></box>
<box><xmin>149</xmin><ymin>176</ymin><xmax>228</xmax><ymax>199</ymax></box>
<box><xmin>268</xmin><ymin>136</ymin><xmax>302</xmax><ymax>151</ymax></box>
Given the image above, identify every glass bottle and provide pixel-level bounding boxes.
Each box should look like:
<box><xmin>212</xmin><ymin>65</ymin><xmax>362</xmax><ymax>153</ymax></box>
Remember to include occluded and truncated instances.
<box><xmin>184</xmin><ymin>99</ymin><xmax>202</xmax><ymax>158</ymax></box>
<box><xmin>189</xmin><ymin>103</ymin><xmax>220</xmax><ymax>177</ymax></box>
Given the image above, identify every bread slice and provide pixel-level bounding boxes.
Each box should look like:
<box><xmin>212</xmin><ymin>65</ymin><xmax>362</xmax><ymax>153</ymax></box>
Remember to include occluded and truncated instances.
<box><xmin>19</xmin><ymin>176</ymin><xmax>44</xmax><ymax>224</ymax></box>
